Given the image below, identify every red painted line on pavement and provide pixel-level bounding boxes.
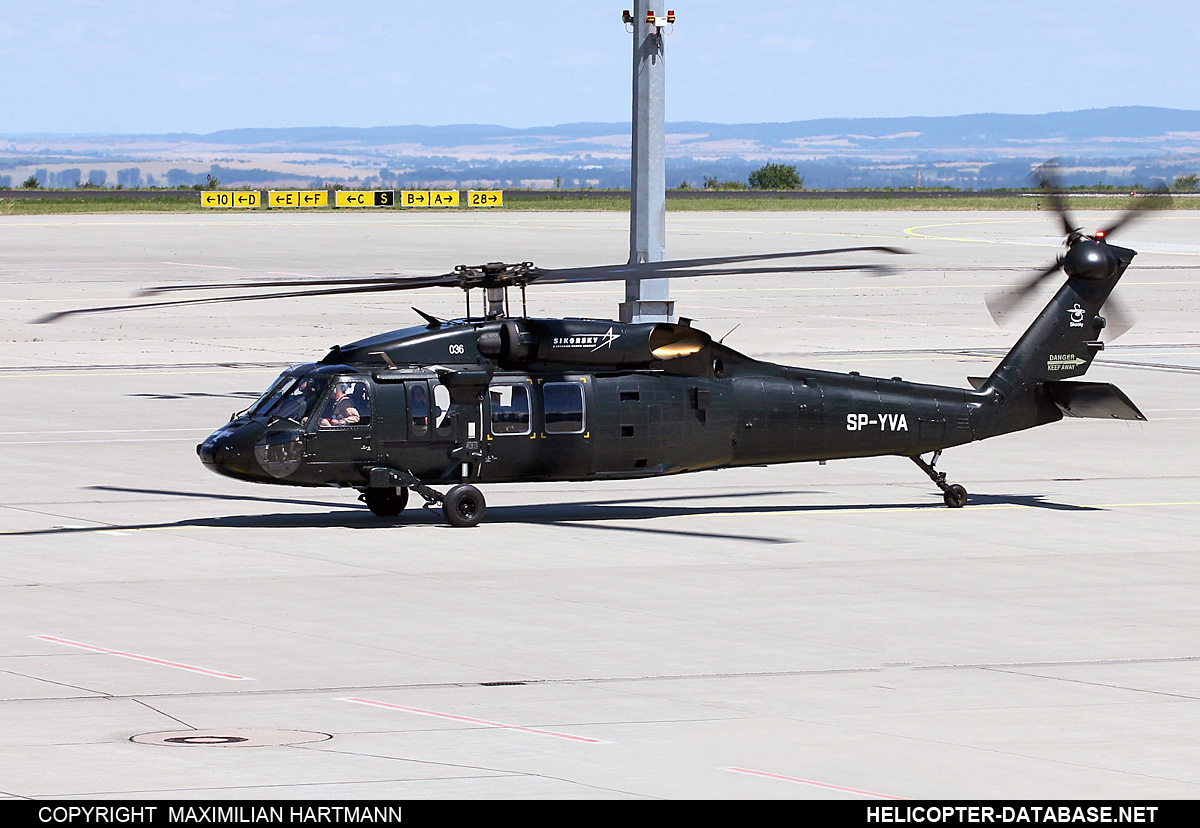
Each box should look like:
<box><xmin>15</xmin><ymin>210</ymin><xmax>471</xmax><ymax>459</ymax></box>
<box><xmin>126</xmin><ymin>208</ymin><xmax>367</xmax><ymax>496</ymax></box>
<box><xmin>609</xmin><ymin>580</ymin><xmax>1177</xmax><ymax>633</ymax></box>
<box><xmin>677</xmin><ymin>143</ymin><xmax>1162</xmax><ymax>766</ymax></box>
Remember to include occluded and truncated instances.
<box><xmin>723</xmin><ymin>766</ymin><xmax>905</xmax><ymax>799</ymax></box>
<box><xmin>32</xmin><ymin>635</ymin><xmax>252</xmax><ymax>681</ymax></box>
<box><xmin>161</xmin><ymin>262</ymin><xmax>240</xmax><ymax>270</ymax></box>
<box><xmin>340</xmin><ymin>697</ymin><xmax>606</xmax><ymax>744</ymax></box>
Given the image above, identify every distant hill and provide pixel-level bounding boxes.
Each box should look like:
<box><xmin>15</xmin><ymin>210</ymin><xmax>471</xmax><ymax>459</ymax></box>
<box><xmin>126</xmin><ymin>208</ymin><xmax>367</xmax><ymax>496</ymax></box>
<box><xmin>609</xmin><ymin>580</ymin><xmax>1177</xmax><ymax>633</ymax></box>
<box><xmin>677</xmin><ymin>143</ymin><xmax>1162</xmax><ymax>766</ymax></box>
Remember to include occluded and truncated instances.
<box><xmin>4</xmin><ymin>107</ymin><xmax>1199</xmax><ymax>190</ymax></box>
<box><xmin>153</xmin><ymin>106</ymin><xmax>1200</xmax><ymax>159</ymax></box>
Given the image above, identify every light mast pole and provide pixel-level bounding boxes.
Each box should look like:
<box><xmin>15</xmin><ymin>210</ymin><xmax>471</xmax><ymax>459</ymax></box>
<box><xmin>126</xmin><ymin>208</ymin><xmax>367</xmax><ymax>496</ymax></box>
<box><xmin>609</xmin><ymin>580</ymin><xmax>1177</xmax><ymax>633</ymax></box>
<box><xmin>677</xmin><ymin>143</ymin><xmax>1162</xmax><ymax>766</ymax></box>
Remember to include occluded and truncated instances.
<box><xmin>620</xmin><ymin>3</ymin><xmax>675</xmax><ymax>324</ymax></box>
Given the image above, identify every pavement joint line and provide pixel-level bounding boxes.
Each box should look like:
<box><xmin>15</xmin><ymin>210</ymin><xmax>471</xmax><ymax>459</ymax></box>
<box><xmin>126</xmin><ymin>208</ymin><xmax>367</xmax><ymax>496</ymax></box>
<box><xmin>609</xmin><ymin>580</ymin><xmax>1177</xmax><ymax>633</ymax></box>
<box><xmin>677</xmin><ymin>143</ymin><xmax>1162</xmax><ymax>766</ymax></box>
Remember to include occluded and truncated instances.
<box><xmin>25</xmin><ymin>656</ymin><xmax>1200</xmax><ymax>704</ymax></box>
<box><xmin>918</xmin><ymin>655</ymin><xmax>1200</xmax><ymax>671</ymax></box>
<box><xmin>979</xmin><ymin>667</ymin><xmax>1200</xmax><ymax>704</ymax></box>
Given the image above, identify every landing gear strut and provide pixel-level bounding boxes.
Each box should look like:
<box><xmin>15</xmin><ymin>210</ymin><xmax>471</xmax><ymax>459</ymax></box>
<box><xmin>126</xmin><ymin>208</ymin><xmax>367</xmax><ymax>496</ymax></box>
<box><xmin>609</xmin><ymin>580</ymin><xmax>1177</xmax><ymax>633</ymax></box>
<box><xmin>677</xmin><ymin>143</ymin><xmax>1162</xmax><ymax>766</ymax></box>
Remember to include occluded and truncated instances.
<box><xmin>364</xmin><ymin>467</ymin><xmax>487</xmax><ymax>527</ymax></box>
<box><xmin>362</xmin><ymin>486</ymin><xmax>408</xmax><ymax>517</ymax></box>
<box><xmin>911</xmin><ymin>451</ymin><xmax>969</xmax><ymax>508</ymax></box>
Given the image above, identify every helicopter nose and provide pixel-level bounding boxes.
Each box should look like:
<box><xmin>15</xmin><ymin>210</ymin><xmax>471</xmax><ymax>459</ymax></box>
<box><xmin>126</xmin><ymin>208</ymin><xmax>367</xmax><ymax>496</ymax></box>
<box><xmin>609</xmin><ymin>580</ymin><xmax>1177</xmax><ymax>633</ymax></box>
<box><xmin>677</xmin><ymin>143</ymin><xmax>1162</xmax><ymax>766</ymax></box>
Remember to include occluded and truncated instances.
<box><xmin>197</xmin><ymin>422</ymin><xmax>264</xmax><ymax>480</ymax></box>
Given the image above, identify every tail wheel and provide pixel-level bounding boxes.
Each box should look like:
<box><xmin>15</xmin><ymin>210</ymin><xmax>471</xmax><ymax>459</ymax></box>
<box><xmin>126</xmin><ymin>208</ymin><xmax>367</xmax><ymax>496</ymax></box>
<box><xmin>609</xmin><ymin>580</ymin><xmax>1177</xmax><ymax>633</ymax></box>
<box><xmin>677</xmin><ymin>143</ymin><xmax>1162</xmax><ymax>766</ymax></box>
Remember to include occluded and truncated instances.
<box><xmin>364</xmin><ymin>486</ymin><xmax>408</xmax><ymax>517</ymax></box>
<box><xmin>943</xmin><ymin>484</ymin><xmax>968</xmax><ymax>509</ymax></box>
<box><xmin>443</xmin><ymin>484</ymin><xmax>486</xmax><ymax>527</ymax></box>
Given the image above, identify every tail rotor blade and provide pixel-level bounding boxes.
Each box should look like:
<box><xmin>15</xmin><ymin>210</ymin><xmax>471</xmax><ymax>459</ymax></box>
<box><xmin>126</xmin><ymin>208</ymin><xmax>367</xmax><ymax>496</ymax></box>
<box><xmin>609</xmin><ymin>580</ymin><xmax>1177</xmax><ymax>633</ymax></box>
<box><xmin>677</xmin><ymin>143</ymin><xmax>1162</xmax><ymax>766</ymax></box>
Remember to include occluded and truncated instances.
<box><xmin>1027</xmin><ymin>158</ymin><xmax>1084</xmax><ymax>240</ymax></box>
<box><xmin>1102</xmin><ymin>295</ymin><xmax>1136</xmax><ymax>341</ymax></box>
<box><xmin>1099</xmin><ymin>188</ymin><xmax>1171</xmax><ymax>238</ymax></box>
<box><xmin>986</xmin><ymin>260</ymin><xmax>1062</xmax><ymax>326</ymax></box>
<box><xmin>1033</xmin><ymin>159</ymin><xmax>1079</xmax><ymax>240</ymax></box>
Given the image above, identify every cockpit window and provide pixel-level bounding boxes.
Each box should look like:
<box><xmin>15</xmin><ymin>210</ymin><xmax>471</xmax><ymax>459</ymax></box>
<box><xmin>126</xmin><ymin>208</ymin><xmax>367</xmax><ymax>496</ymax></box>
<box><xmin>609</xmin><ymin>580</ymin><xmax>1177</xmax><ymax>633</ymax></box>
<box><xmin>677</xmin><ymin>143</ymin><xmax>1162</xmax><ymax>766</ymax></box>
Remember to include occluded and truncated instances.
<box><xmin>265</xmin><ymin>377</ymin><xmax>328</xmax><ymax>424</ymax></box>
<box><xmin>318</xmin><ymin>380</ymin><xmax>372</xmax><ymax>428</ymax></box>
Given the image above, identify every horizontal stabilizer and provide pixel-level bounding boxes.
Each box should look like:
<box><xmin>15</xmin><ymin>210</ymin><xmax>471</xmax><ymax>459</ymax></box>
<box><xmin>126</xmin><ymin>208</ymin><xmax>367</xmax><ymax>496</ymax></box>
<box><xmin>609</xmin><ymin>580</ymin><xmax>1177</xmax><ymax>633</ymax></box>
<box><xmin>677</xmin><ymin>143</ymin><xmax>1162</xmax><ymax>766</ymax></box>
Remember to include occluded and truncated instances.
<box><xmin>1043</xmin><ymin>381</ymin><xmax>1147</xmax><ymax>421</ymax></box>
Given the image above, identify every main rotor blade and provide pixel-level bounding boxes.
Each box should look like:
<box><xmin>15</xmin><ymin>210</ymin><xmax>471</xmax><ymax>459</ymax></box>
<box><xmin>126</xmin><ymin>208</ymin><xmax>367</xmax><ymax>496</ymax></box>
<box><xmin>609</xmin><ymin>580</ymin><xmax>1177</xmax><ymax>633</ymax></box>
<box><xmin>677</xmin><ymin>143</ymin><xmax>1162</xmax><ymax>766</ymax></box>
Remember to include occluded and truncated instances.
<box><xmin>137</xmin><ymin>247</ymin><xmax>907</xmax><ymax>295</ymax></box>
<box><xmin>532</xmin><ymin>261</ymin><xmax>898</xmax><ymax>284</ymax></box>
<box><xmin>34</xmin><ymin>280</ymin><xmax>454</xmax><ymax>323</ymax></box>
<box><xmin>533</xmin><ymin>246</ymin><xmax>908</xmax><ymax>283</ymax></box>
<box><xmin>138</xmin><ymin>274</ymin><xmax>442</xmax><ymax>295</ymax></box>
<box><xmin>41</xmin><ymin>261</ymin><xmax>902</xmax><ymax>323</ymax></box>
<box><xmin>986</xmin><ymin>260</ymin><xmax>1063</xmax><ymax>326</ymax></box>
<box><xmin>39</xmin><ymin>247</ymin><xmax>910</xmax><ymax>323</ymax></box>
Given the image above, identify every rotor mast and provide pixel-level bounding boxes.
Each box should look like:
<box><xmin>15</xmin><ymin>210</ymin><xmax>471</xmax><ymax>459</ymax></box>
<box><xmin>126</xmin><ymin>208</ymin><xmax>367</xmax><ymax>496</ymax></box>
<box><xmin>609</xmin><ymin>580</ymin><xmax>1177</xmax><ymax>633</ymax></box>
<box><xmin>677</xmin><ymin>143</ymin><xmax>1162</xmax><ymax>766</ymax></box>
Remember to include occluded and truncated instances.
<box><xmin>621</xmin><ymin>2</ymin><xmax>675</xmax><ymax>324</ymax></box>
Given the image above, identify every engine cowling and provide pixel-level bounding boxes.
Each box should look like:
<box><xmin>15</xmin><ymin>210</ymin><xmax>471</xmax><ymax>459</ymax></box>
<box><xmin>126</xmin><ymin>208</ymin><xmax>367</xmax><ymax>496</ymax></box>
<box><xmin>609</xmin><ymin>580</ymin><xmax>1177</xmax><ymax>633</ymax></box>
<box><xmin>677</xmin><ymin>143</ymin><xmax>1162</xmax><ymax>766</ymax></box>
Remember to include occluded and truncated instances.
<box><xmin>478</xmin><ymin>319</ymin><xmax>709</xmax><ymax>367</ymax></box>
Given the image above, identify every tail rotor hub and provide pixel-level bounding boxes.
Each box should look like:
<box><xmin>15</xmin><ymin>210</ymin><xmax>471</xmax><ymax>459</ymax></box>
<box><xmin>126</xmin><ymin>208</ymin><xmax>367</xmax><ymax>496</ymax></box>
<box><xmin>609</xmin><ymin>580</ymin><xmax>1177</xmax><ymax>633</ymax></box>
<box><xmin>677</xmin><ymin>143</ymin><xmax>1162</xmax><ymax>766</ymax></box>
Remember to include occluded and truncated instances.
<box><xmin>1061</xmin><ymin>240</ymin><xmax>1119</xmax><ymax>282</ymax></box>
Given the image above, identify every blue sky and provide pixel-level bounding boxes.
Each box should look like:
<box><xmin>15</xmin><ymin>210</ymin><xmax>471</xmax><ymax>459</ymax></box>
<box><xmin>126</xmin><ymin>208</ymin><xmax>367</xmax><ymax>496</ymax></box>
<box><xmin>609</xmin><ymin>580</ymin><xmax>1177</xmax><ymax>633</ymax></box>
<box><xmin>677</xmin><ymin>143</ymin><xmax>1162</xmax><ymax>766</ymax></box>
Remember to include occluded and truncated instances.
<box><xmin>3</xmin><ymin>1</ymin><xmax>1198</xmax><ymax>134</ymax></box>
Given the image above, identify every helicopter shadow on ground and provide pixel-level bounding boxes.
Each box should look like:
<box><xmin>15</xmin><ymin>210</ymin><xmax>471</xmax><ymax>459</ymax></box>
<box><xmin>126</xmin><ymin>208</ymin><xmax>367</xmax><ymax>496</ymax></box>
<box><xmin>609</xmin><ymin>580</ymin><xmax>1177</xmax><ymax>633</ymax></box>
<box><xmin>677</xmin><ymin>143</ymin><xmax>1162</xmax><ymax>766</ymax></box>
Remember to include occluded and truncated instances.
<box><xmin>74</xmin><ymin>485</ymin><xmax>822</xmax><ymax>544</ymax></box>
<box><xmin>5</xmin><ymin>486</ymin><xmax>1101</xmax><ymax>545</ymax></box>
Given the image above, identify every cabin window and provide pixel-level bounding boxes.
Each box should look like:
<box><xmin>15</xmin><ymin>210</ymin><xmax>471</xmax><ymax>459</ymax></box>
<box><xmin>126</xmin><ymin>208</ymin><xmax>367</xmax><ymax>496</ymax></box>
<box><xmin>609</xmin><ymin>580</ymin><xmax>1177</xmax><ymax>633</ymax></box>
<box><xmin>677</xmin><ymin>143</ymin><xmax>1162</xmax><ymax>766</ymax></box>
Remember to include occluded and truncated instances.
<box><xmin>544</xmin><ymin>382</ymin><xmax>585</xmax><ymax>434</ymax></box>
<box><xmin>489</xmin><ymin>384</ymin><xmax>530</xmax><ymax>435</ymax></box>
<box><xmin>432</xmin><ymin>383</ymin><xmax>454</xmax><ymax>438</ymax></box>
<box><xmin>408</xmin><ymin>382</ymin><xmax>430</xmax><ymax>438</ymax></box>
<box><xmin>318</xmin><ymin>380</ymin><xmax>371</xmax><ymax>428</ymax></box>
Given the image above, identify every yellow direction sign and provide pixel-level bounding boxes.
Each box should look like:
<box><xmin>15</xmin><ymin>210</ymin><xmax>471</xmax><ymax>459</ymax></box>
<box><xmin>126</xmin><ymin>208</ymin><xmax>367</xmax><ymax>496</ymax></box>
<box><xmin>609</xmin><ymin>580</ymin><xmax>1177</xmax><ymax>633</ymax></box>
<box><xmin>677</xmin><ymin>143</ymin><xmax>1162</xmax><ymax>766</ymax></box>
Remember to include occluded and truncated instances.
<box><xmin>334</xmin><ymin>190</ymin><xmax>395</xmax><ymax>207</ymax></box>
<box><xmin>429</xmin><ymin>190</ymin><xmax>460</xmax><ymax>207</ymax></box>
<box><xmin>203</xmin><ymin>191</ymin><xmax>260</xmax><ymax>208</ymax></box>
<box><xmin>468</xmin><ymin>190</ymin><xmax>503</xmax><ymax>207</ymax></box>
<box><xmin>400</xmin><ymin>190</ymin><xmax>430</xmax><ymax>207</ymax></box>
<box><xmin>201</xmin><ymin>191</ymin><xmax>237</xmax><ymax>208</ymax></box>
<box><xmin>269</xmin><ymin>190</ymin><xmax>328</xmax><ymax>208</ymax></box>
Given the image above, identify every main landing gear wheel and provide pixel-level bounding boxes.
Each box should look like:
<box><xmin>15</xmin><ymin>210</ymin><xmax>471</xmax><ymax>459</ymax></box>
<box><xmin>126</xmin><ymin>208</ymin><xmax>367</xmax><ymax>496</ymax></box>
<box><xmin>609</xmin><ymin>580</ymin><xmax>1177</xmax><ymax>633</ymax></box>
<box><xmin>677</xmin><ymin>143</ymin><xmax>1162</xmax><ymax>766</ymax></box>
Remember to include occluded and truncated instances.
<box><xmin>943</xmin><ymin>484</ymin><xmax>969</xmax><ymax>509</ymax></box>
<box><xmin>443</xmin><ymin>484</ymin><xmax>486</xmax><ymax>527</ymax></box>
<box><xmin>363</xmin><ymin>486</ymin><xmax>408</xmax><ymax>517</ymax></box>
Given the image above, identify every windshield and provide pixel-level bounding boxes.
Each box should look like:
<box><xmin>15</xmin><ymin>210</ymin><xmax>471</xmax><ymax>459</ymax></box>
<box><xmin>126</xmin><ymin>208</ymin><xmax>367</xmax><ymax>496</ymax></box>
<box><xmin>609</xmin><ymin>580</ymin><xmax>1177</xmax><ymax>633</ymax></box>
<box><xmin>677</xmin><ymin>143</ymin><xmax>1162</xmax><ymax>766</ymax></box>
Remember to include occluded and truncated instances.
<box><xmin>265</xmin><ymin>377</ymin><xmax>329</xmax><ymax>424</ymax></box>
<box><xmin>245</xmin><ymin>374</ymin><xmax>296</xmax><ymax>418</ymax></box>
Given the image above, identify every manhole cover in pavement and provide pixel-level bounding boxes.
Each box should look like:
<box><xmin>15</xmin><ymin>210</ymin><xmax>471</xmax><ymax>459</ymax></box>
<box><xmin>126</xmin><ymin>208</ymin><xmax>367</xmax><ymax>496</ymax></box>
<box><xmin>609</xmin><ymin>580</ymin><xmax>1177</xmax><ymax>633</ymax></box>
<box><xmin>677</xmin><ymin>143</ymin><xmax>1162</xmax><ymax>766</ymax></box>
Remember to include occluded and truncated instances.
<box><xmin>131</xmin><ymin>729</ymin><xmax>331</xmax><ymax>747</ymax></box>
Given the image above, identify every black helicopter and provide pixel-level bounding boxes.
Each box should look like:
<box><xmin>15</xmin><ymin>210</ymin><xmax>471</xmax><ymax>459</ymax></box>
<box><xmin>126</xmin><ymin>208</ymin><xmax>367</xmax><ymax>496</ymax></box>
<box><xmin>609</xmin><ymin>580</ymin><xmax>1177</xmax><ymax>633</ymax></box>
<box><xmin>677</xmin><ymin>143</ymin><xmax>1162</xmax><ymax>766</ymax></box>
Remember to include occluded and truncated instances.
<box><xmin>41</xmin><ymin>166</ymin><xmax>1159</xmax><ymax>526</ymax></box>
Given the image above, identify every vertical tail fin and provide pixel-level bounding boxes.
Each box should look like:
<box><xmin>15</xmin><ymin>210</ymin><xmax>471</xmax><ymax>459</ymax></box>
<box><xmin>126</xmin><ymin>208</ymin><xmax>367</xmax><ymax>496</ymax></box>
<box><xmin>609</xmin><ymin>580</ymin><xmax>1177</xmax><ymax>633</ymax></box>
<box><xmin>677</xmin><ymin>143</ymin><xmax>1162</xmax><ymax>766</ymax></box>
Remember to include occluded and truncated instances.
<box><xmin>982</xmin><ymin>241</ymin><xmax>1134</xmax><ymax>400</ymax></box>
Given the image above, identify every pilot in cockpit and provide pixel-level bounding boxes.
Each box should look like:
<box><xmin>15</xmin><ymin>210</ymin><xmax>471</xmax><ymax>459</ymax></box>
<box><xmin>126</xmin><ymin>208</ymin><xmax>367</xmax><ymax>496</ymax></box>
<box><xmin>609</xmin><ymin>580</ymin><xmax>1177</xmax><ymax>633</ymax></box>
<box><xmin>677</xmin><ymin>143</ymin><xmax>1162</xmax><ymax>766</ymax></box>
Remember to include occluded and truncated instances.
<box><xmin>320</xmin><ymin>382</ymin><xmax>364</xmax><ymax>427</ymax></box>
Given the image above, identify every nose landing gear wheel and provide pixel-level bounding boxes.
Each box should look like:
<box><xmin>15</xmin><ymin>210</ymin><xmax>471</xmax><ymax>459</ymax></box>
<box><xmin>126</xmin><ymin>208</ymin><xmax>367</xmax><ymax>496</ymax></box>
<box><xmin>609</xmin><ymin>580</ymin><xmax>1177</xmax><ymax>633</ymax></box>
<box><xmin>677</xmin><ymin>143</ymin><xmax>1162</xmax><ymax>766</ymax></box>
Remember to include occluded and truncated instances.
<box><xmin>363</xmin><ymin>486</ymin><xmax>408</xmax><ymax>517</ymax></box>
<box><xmin>443</xmin><ymin>484</ymin><xmax>486</xmax><ymax>527</ymax></box>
